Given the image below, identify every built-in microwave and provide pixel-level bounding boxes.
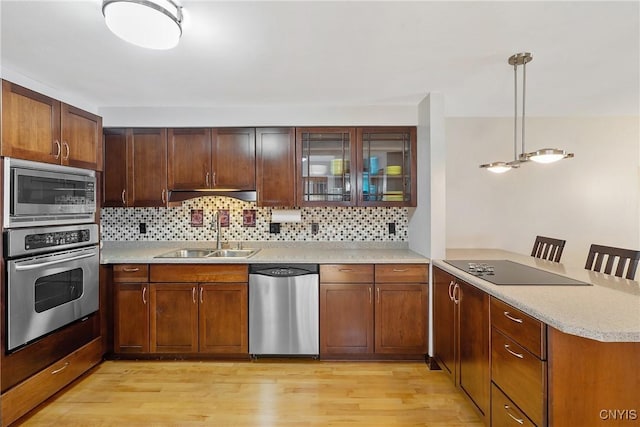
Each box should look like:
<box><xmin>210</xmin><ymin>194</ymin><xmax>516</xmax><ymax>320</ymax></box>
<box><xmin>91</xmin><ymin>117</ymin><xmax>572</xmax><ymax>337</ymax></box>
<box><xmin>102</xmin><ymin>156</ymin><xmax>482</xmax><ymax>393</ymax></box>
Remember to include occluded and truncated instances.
<box><xmin>3</xmin><ymin>157</ymin><xmax>96</xmax><ymax>228</ymax></box>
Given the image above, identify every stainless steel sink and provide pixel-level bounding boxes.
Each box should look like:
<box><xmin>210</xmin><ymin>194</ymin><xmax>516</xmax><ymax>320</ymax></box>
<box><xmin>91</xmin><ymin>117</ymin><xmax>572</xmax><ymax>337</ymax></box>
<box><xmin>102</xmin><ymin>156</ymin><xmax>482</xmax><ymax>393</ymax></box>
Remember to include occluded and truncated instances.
<box><xmin>156</xmin><ymin>248</ymin><xmax>217</xmax><ymax>258</ymax></box>
<box><xmin>155</xmin><ymin>248</ymin><xmax>260</xmax><ymax>259</ymax></box>
<box><xmin>207</xmin><ymin>249</ymin><xmax>260</xmax><ymax>258</ymax></box>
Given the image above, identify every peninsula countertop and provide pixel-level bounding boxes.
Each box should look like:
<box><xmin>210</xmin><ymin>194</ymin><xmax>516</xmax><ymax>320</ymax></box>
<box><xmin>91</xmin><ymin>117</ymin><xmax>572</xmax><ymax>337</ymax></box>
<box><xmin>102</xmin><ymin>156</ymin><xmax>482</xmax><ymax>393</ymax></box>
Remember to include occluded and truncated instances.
<box><xmin>100</xmin><ymin>241</ymin><xmax>430</xmax><ymax>265</ymax></box>
<box><xmin>435</xmin><ymin>249</ymin><xmax>640</xmax><ymax>343</ymax></box>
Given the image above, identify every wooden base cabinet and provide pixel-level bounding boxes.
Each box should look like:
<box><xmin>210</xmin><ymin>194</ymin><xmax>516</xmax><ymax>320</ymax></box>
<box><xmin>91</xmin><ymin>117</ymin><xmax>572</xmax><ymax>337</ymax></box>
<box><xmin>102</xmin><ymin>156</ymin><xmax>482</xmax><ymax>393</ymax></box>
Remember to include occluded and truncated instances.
<box><xmin>113</xmin><ymin>265</ymin><xmax>150</xmax><ymax>354</ymax></box>
<box><xmin>150</xmin><ymin>283</ymin><xmax>199</xmax><ymax>353</ymax></box>
<box><xmin>320</xmin><ymin>264</ymin><xmax>428</xmax><ymax>359</ymax></box>
<box><xmin>433</xmin><ymin>267</ymin><xmax>489</xmax><ymax>423</ymax></box>
<box><xmin>1</xmin><ymin>338</ymin><xmax>103</xmax><ymax>426</ymax></box>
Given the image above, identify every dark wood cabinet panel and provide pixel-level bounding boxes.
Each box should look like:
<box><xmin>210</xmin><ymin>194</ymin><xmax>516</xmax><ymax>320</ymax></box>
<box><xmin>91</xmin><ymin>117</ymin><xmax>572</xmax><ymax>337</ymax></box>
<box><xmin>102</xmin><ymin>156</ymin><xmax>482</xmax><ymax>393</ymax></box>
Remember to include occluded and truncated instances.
<box><xmin>150</xmin><ymin>284</ymin><xmax>199</xmax><ymax>353</ymax></box>
<box><xmin>320</xmin><ymin>283</ymin><xmax>374</xmax><ymax>355</ymax></box>
<box><xmin>256</xmin><ymin>127</ymin><xmax>296</xmax><ymax>206</ymax></box>
<box><xmin>61</xmin><ymin>103</ymin><xmax>103</xmax><ymax>170</ymax></box>
<box><xmin>1</xmin><ymin>80</ymin><xmax>102</xmax><ymax>169</ymax></box>
<box><xmin>491</xmin><ymin>384</ymin><xmax>536</xmax><ymax>427</ymax></box>
<box><xmin>150</xmin><ymin>264</ymin><xmax>248</xmax><ymax>283</ymax></box>
<box><xmin>491</xmin><ymin>329</ymin><xmax>545</xmax><ymax>426</ymax></box>
<box><xmin>129</xmin><ymin>128</ymin><xmax>168</xmax><ymax>207</ymax></box>
<box><xmin>212</xmin><ymin>128</ymin><xmax>255</xmax><ymax>190</ymax></box>
<box><xmin>458</xmin><ymin>280</ymin><xmax>490</xmax><ymax>419</ymax></box>
<box><xmin>199</xmin><ymin>284</ymin><xmax>248</xmax><ymax>354</ymax></box>
<box><xmin>167</xmin><ymin>128</ymin><xmax>212</xmax><ymax>190</ymax></box>
<box><xmin>433</xmin><ymin>267</ymin><xmax>488</xmax><ymax>422</ymax></box>
<box><xmin>1</xmin><ymin>80</ymin><xmax>61</xmax><ymax>164</ymax></box>
<box><xmin>375</xmin><ymin>264</ymin><xmax>427</xmax><ymax>283</ymax></box>
<box><xmin>103</xmin><ymin>128</ymin><xmax>167</xmax><ymax>207</ymax></box>
<box><xmin>103</xmin><ymin>129</ymin><xmax>128</xmax><ymax>207</ymax></box>
<box><xmin>433</xmin><ymin>267</ymin><xmax>457</xmax><ymax>380</ymax></box>
<box><xmin>320</xmin><ymin>264</ymin><xmax>428</xmax><ymax>359</ymax></box>
<box><xmin>113</xmin><ymin>283</ymin><xmax>149</xmax><ymax>353</ymax></box>
<box><xmin>374</xmin><ymin>283</ymin><xmax>428</xmax><ymax>354</ymax></box>
<box><xmin>320</xmin><ymin>264</ymin><xmax>374</xmax><ymax>283</ymax></box>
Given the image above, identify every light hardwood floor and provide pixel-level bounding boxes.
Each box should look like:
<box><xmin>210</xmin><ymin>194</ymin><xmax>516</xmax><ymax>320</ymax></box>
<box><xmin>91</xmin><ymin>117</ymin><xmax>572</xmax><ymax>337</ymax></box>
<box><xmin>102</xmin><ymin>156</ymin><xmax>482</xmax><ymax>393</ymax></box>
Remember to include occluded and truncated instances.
<box><xmin>16</xmin><ymin>361</ymin><xmax>483</xmax><ymax>426</ymax></box>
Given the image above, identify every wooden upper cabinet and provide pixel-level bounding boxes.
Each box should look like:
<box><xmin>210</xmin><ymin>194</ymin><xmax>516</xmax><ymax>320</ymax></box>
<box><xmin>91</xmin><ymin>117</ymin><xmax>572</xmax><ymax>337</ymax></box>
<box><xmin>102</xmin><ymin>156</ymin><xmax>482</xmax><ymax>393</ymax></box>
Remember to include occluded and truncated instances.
<box><xmin>296</xmin><ymin>127</ymin><xmax>357</xmax><ymax>207</ymax></box>
<box><xmin>1</xmin><ymin>80</ymin><xmax>102</xmax><ymax>170</ymax></box>
<box><xmin>167</xmin><ymin>128</ymin><xmax>211</xmax><ymax>190</ymax></box>
<box><xmin>168</xmin><ymin>128</ymin><xmax>256</xmax><ymax>191</ymax></box>
<box><xmin>256</xmin><ymin>127</ymin><xmax>296</xmax><ymax>207</ymax></box>
<box><xmin>356</xmin><ymin>126</ymin><xmax>416</xmax><ymax>207</ymax></box>
<box><xmin>61</xmin><ymin>103</ymin><xmax>103</xmax><ymax>170</ymax></box>
<box><xmin>1</xmin><ymin>80</ymin><xmax>61</xmax><ymax>164</ymax></box>
<box><xmin>103</xmin><ymin>129</ymin><xmax>128</xmax><ymax>207</ymax></box>
<box><xmin>212</xmin><ymin>128</ymin><xmax>255</xmax><ymax>190</ymax></box>
<box><xmin>103</xmin><ymin>128</ymin><xmax>168</xmax><ymax>207</ymax></box>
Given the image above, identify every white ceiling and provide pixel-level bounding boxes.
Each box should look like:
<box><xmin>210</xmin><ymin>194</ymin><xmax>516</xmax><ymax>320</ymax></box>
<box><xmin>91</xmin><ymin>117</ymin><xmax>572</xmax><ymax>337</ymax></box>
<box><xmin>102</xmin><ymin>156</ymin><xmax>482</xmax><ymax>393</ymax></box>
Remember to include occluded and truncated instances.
<box><xmin>1</xmin><ymin>0</ymin><xmax>639</xmax><ymax>117</ymax></box>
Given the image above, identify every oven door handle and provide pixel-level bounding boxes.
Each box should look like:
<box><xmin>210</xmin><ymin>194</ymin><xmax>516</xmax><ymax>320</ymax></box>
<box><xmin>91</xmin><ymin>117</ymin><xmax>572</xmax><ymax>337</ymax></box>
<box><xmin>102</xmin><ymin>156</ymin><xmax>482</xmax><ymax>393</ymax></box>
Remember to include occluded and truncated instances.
<box><xmin>14</xmin><ymin>252</ymin><xmax>96</xmax><ymax>271</ymax></box>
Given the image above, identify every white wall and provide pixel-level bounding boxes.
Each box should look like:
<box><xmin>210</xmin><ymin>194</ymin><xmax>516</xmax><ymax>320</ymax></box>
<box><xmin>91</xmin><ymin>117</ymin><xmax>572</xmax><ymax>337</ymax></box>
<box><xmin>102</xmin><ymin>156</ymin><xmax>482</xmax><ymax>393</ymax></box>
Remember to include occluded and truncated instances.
<box><xmin>445</xmin><ymin>116</ymin><xmax>640</xmax><ymax>268</ymax></box>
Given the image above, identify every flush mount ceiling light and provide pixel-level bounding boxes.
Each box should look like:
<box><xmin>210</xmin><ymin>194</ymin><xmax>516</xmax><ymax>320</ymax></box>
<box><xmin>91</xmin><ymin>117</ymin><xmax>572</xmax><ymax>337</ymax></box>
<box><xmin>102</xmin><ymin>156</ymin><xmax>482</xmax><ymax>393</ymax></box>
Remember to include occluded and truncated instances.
<box><xmin>480</xmin><ymin>52</ymin><xmax>574</xmax><ymax>173</ymax></box>
<box><xmin>102</xmin><ymin>0</ymin><xmax>183</xmax><ymax>50</ymax></box>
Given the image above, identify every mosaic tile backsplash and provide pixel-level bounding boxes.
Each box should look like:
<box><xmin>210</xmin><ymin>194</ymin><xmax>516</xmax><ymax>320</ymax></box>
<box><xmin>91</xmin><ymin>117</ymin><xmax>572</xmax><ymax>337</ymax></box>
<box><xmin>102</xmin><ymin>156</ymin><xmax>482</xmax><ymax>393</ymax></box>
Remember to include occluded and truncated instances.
<box><xmin>101</xmin><ymin>197</ymin><xmax>408</xmax><ymax>242</ymax></box>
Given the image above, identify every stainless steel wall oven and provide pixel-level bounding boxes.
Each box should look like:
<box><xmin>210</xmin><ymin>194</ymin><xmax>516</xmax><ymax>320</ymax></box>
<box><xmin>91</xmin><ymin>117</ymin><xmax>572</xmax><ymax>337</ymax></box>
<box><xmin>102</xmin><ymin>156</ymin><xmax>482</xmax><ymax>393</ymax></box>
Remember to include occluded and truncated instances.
<box><xmin>4</xmin><ymin>223</ymin><xmax>99</xmax><ymax>351</ymax></box>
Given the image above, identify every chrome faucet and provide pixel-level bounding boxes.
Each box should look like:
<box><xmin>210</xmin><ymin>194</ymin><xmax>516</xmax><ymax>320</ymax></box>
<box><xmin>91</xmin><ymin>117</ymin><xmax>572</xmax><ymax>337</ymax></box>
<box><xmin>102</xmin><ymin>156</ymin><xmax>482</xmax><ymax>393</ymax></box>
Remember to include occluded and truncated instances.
<box><xmin>213</xmin><ymin>212</ymin><xmax>223</xmax><ymax>250</ymax></box>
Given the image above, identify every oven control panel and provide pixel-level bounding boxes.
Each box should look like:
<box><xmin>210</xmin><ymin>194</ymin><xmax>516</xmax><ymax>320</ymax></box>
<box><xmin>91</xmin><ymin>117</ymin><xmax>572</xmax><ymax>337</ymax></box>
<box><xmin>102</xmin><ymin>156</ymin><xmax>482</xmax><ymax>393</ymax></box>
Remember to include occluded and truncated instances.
<box><xmin>25</xmin><ymin>229</ymin><xmax>92</xmax><ymax>250</ymax></box>
<box><xmin>5</xmin><ymin>224</ymin><xmax>99</xmax><ymax>258</ymax></box>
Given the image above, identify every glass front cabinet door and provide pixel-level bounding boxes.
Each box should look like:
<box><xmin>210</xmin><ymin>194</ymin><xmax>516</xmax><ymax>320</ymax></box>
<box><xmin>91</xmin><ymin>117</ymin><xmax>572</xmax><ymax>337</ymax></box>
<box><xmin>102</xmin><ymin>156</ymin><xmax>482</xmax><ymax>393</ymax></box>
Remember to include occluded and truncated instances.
<box><xmin>357</xmin><ymin>127</ymin><xmax>417</xmax><ymax>207</ymax></box>
<box><xmin>296</xmin><ymin>127</ymin><xmax>357</xmax><ymax>206</ymax></box>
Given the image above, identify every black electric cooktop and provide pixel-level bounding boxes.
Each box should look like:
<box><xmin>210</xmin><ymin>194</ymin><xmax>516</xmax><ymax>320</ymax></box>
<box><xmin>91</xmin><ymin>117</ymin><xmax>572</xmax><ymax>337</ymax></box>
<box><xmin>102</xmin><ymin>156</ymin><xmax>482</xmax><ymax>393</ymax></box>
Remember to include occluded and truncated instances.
<box><xmin>444</xmin><ymin>260</ymin><xmax>591</xmax><ymax>286</ymax></box>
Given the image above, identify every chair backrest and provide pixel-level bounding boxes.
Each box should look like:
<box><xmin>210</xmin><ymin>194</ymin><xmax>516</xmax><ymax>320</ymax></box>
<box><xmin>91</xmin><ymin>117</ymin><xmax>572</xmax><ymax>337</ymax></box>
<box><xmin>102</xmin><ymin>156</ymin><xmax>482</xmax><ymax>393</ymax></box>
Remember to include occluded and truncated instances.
<box><xmin>584</xmin><ymin>244</ymin><xmax>640</xmax><ymax>280</ymax></box>
<box><xmin>531</xmin><ymin>235</ymin><xmax>566</xmax><ymax>262</ymax></box>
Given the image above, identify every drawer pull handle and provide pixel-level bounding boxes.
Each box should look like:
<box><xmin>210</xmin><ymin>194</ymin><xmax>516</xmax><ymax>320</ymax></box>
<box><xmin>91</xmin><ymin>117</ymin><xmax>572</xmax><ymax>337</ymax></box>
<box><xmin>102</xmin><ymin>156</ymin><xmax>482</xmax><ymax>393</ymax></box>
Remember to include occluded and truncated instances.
<box><xmin>142</xmin><ymin>287</ymin><xmax>147</xmax><ymax>304</ymax></box>
<box><xmin>339</xmin><ymin>268</ymin><xmax>354</xmax><ymax>272</ymax></box>
<box><xmin>369</xmin><ymin>287</ymin><xmax>372</xmax><ymax>304</ymax></box>
<box><xmin>392</xmin><ymin>268</ymin><xmax>408</xmax><ymax>272</ymax></box>
<box><xmin>51</xmin><ymin>362</ymin><xmax>70</xmax><ymax>375</ymax></box>
<box><xmin>122</xmin><ymin>267</ymin><xmax>140</xmax><ymax>272</ymax></box>
<box><xmin>504</xmin><ymin>344</ymin><xmax>524</xmax><ymax>359</ymax></box>
<box><xmin>448</xmin><ymin>281</ymin><xmax>455</xmax><ymax>301</ymax></box>
<box><xmin>192</xmin><ymin>287</ymin><xmax>197</xmax><ymax>304</ymax></box>
<box><xmin>503</xmin><ymin>311</ymin><xmax>523</xmax><ymax>324</ymax></box>
<box><xmin>503</xmin><ymin>405</ymin><xmax>525</xmax><ymax>424</ymax></box>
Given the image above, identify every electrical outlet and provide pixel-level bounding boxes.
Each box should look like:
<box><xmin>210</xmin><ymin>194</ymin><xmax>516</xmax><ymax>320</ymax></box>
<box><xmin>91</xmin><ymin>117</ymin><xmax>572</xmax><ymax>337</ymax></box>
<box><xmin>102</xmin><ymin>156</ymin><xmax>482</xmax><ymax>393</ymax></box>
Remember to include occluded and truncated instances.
<box><xmin>139</xmin><ymin>222</ymin><xmax>147</xmax><ymax>234</ymax></box>
<box><xmin>311</xmin><ymin>222</ymin><xmax>319</xmax><ymax>235</ymax></box>
<box><xmin>388</xmin><ymin>222</ymin><xmax>396</xmax><ymax>235</ymax></box>
<box><xmin>269</xmin><ymin>222</ymin><xmax>280</xmax><ymax>234</ymax></box>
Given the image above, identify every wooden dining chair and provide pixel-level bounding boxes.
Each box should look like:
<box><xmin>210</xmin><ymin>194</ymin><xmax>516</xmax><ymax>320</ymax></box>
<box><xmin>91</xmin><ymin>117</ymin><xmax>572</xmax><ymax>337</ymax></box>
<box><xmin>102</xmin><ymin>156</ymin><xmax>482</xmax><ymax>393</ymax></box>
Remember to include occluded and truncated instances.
<box><xmin>584</xmin><ymin>244</ymin><xmax>640</xmax><ymax>280</ymax></box>
<box><xmin>531</xmin><ymin>236</ymin><xmax>566</xmax><ymax>262</ymax></box>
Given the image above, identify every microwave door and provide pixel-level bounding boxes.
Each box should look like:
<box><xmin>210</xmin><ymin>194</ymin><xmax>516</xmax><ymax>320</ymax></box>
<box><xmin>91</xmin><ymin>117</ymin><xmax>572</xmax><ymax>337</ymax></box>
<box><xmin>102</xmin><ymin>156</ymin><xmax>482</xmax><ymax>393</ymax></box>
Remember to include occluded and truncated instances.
<box><xmin>12</xmin><ymin>167</ymin><xmax>95</xmax><ymax>216</ymax></box>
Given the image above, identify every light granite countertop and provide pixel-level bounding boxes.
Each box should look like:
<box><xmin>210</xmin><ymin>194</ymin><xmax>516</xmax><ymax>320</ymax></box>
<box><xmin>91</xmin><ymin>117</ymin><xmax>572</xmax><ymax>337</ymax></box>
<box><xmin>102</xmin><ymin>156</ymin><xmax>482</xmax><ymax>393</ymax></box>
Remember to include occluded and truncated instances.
<box><xmin>436</xmin><ymin>249</ymin><xmax>640</xmax><ymax>343</ymax></box>
<box><xmin>100</xmin><ymin>241</ymin><xmax>429</xmax><ymax>265</ymax></box>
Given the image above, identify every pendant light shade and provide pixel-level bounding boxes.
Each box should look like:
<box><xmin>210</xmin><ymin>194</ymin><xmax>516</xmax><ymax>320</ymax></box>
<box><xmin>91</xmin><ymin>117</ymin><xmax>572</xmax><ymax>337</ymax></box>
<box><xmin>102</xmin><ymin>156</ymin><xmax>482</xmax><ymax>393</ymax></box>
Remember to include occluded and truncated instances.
<box><xmin>480</xmin><ymin>52</ymin><xmax>574</xmax><ymax>173</ymax></box>
<box><xmin>102</xmin><ymin>0</ymin><xmax>183</xmax><ymax>50</ymax></box>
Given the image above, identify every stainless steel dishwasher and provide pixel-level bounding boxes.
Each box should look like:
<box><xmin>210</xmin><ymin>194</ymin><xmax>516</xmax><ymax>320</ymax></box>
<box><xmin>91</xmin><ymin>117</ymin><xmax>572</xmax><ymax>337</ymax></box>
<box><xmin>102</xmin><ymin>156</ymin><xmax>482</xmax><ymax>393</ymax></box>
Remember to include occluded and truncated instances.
<box><xmin>249</xmin><ymin>264</ymin><xmax>319</xmax><ymax>357</ymax></box>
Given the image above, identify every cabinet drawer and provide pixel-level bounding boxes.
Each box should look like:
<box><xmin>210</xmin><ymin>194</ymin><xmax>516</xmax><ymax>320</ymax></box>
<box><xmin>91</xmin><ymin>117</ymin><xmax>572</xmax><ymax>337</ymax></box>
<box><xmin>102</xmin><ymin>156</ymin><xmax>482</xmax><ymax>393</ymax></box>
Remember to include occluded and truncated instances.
<box><xmin>375</xmin><ymin>264</ymin><xmax>428</xmax><ymax>283</ymax></box>
<box><xmin>491</xmin><ymin>297</ymin><xmax>545</xmax><ymax>359</ymax></box>
<box><xmin>1</xmin><ymin>338</ymin><xmax>103</xmax><ymax>426</ymax></box>
<box><xmin>491</xmin><ymin>383</ymin><xmax>536</xmax><ymax>427</ymax></box>
<box><xmin>113</xmin><ymin>264</ymin><xmax>149</xmax><ymax>283</ymax></box>
<box><xmin>320</xmin><ymin>264</ymin><xmax>374</xmax><ymax>283</ymax></box>
<box><xmin>491</xmin><ymin>329</ymin><xmax>546</xmax><ymax>426</ymax></box>
<box><xmin>150</xmin><ymin>264</ymin><xmax>248</xmax><ymax>282</ymax></box>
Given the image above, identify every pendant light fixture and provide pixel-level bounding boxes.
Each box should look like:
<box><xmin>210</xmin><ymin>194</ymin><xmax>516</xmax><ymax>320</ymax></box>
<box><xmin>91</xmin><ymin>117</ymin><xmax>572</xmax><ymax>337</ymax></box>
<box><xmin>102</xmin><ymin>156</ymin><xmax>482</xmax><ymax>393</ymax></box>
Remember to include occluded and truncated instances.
<box><xmin>480</xmin><ymin>52</ymin><xmax>573</xmax><ymax>173</ymax></box>
<box><xmin>102</xmin><ymin>0</ymin><xmax>183</xmax><ymax>50</ymax></box>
